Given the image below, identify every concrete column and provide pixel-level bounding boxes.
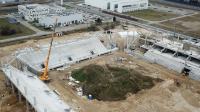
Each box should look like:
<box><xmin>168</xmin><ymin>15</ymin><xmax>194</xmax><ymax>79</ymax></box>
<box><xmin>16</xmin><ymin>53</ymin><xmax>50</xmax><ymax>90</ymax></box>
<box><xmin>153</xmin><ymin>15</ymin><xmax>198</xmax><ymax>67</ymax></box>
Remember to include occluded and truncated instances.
<box><xmin>173</xmin><ymin>51</ymin><xmax>178</xmax><ymax>57</ymax></box>
<box><xmin>161</xmin><ymin>48</ymin><xmax>165</xmax><ymax>53</ymax></box>
<box><xmin>16</xmin><ymin>60</ymin><xmax>19</xmax><ymax>69</ymax></box>
<box><xmin>5</xmin><ymin>77</ymin><xmax>10</xmax><ymax>86</ymax></box>
<box><xmin>44</xmin><ymin>108</ymin><xmax>47</xmax><ymax>112</ymax></box>
<box><xmin>61</xmin><ymin>0</ymin><xmax>63</xmax><ymax>6</ymax></box>
<box><xmin>18</xmin><ymin>90</ymin><xmax>22</xmax><ymax>103</ymax></box>
<box><xmin>11</xmin><ymin>83</ymin><xmax>15</xmax><ymax>94</ymax></box>
<box><xmin>26</xmin><ymin>101</ymin><xmax>30</xmax><ymax>112</ymax></box>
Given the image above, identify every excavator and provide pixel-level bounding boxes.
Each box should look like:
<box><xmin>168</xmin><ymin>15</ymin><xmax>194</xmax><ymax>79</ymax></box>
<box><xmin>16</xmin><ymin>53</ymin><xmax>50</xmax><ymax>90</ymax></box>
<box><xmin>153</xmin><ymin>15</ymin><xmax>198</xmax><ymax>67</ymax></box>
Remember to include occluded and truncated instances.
<box><xmin>39</xmin><ymin>19</ymin><xmax>57</xmax><ymax>82</ymax></box>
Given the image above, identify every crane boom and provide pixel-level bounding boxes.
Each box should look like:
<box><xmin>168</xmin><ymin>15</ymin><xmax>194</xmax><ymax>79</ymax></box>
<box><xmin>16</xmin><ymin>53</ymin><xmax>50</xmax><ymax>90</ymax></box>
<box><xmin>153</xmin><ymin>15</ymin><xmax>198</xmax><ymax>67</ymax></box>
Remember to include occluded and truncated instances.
<box><xmin>39</xmin><ymin>19</ymin><xmax>57</xmax><ymax>81</ymax></box>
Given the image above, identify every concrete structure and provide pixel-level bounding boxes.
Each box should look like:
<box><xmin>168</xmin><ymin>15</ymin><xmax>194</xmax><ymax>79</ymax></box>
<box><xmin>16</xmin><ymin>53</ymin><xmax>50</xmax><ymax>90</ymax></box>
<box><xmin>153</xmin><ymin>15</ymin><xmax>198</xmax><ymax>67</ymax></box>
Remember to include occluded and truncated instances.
<box><xmin>18</xmin><ymin>4</ymin><xmax>66</xmax><ymax>21</ymax></box>
<box><xmin>0</xmin><ymin>37</ymin><xmax>118</xmax><ymax>112</ymax></box>
<box><xmin>85</xmin><ymin>0</ymin><xmax>148</xmax><ymax>13</ymax></box>
<box><xmin>2</xmin><ymin>65</ymin><xmax>74</xmax><ymax>112</ymax></box>
<box><xmin>142</xmin><ymin>38</ymin><xmax>200</xmax><ymax>80</ymax></box>
<box><xmin>39</xmin><ymin>13</ymin><xmax>83</xmax><ymax>28</ymax></box>
<box><xmin>16</xmin><ymin>37</ymin><xmax>117</xmax><ymax>74</ymax></box>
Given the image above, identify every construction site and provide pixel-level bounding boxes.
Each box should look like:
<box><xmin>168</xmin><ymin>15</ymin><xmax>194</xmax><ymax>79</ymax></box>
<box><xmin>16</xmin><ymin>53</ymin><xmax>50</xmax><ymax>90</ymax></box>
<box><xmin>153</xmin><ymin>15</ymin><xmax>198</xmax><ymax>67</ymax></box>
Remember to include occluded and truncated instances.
<box><xmin>1</xmin><ymin>23</ymin><xmax>200</xmax><ymax>112</ymax></box>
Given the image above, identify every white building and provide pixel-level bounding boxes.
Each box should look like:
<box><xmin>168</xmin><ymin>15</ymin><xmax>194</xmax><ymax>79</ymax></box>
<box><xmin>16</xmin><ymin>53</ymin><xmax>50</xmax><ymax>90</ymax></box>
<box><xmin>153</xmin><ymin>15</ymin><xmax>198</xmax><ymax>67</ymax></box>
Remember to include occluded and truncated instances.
<box><xmin>39</xmin><ymin>14</ymin><xmax>83</xmax><ymax>28</ymax></box>
<box><xmin>18</xmin><ymin>4</ymin><xmax>84</xmax><ymax>28</ymax></box>
<box><xmin>18</xmin><ymin>4</ymin><xmax>66</xmax><ymax>21</ymax></box>
<box><xmin>85</xmin><ymin>0</ymin><xmax>148</xmax><ymax>13</ymax></box>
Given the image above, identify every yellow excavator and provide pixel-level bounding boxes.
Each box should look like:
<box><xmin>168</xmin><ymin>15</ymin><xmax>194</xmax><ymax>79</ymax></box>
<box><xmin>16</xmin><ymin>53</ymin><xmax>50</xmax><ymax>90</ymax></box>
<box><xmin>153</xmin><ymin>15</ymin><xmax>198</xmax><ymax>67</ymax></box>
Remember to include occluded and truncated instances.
<box><xmin>39</xmin><ymin>19</ymin><xmax>57</xmax><ymax>82</ymax></box>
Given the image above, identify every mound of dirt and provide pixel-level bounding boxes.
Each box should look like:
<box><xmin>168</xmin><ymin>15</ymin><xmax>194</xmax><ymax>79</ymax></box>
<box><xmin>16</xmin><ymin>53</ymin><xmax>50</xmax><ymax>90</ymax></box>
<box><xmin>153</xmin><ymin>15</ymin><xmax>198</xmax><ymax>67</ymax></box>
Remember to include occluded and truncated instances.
<box><xmin>72</xmin><ymin>64</ymin><xmax>162</xmax><ymax>101</ymax></box>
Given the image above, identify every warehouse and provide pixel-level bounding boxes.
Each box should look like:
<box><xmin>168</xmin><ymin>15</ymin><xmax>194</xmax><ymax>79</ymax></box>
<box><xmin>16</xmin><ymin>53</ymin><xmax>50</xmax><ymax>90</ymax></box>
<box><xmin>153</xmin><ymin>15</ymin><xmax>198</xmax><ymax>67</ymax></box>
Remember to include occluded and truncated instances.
<box><xmin>18</xmin><ymin>4</ymin><xmax>66</xmax><ymax>21</ymax></box>
<box><xmin>39</xmin><ymin>13</ymin><xmax>84</xmax><ymax>28</ymax></box>
<box><xmin>85</xmin><ymin>0</ymin><xmax>148</xmax><ymax>13</ymax></box>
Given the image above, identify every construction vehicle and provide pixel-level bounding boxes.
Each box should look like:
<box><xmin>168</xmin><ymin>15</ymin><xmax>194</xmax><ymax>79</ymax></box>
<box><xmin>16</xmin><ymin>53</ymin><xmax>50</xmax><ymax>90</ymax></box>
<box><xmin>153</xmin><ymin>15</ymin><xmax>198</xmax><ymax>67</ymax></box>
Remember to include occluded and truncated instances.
<box><xmin>39</xmin><ymin>19</ymin><xmax>57</xmax><ymax>82</ymax></box>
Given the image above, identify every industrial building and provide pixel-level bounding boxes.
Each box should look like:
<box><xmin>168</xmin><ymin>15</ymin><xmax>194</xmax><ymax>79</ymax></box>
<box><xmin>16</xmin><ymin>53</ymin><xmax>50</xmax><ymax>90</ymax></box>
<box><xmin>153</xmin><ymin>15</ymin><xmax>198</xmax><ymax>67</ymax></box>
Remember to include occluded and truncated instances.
<box><xmin>18</xmin><ymin>4</ymin><xmax>66</xmax><ymax>21</ymax></box>
<box><xmin>18</xmin><ymin>4</ymin><xmax>84</xmax><ymax>28</ymax></box>
<box><xmin>84</xmin><ymin>0</ymin><xmax>148</xmax><ymax>13</ymax></box>
<box><xmin>39</xmin><ymin>13</ymin><xmax>83</xmax><ymax>28</ymax></box>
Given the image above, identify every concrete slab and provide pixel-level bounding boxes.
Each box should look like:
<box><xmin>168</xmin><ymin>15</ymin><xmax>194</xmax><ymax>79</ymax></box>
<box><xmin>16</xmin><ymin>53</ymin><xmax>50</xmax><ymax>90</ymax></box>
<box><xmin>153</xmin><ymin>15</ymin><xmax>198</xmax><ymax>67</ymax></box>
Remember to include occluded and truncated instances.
<box><xmin>2</xmin><ymin>65</ymin><xmax>75</xmax><ymax>112</ymax></box>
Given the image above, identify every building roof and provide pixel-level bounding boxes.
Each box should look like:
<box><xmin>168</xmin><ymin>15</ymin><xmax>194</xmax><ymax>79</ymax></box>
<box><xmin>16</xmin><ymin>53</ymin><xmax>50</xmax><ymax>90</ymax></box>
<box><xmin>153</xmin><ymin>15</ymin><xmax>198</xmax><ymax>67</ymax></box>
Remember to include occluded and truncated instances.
<box><xmin>17</xmin><ymin>38</ymin><xmax>112</xmax><ymax>72</ymax></box>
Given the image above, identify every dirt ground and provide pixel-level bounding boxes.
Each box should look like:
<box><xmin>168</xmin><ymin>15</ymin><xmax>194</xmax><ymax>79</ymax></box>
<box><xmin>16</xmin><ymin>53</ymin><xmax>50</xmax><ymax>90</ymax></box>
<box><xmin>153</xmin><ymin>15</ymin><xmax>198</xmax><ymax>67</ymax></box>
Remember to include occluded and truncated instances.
<box><xmin>0</xmin><ymin>26</ymin><xmax>200</xmax><ymax>112</ymax></box>
<box><xmin>47</xmin><ymin>51</ymin><xmax>200</xmax><ymax>112</ymax></box>
<box><xmin>0</xmin><ymin>71</ymin><xmax>27</xmax><ymax>112</ymax></box>
<box><xmin>158</xmin><ymin>13</ymin><xmax>200</xmax><ymax>38</ymax></box>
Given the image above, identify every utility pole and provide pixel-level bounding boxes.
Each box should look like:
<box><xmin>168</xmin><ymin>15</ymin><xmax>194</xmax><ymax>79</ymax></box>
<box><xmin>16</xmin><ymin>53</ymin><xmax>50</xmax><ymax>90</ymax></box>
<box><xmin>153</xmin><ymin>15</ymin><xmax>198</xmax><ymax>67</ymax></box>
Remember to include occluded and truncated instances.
<box><xmin>61</xmin><ymin>0</ymin><xmax>63</xmax><ymax>6</ymax></box>
<box><xmin>126</xmin><ymin>31</ymin><xmax>129</xmax><ymax>49</ymax></box>
<box><xmin>173</xmin><ymin>21</ymin><xmax>177</xmax><ymax>44</ymax></box>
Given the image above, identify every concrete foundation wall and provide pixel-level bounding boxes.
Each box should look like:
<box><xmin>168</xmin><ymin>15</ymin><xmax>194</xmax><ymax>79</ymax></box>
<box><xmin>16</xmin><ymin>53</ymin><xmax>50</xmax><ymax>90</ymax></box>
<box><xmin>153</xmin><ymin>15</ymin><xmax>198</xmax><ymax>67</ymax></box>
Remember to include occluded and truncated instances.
<box><xmin>144</xmin><ymin>50</ymin><xmax>185</xmax><ymax>73</ymax></box>
<box><xmin>144</xmin><ymin>49</ymin><xmax>200</xmax><ymax>80</ymax></box>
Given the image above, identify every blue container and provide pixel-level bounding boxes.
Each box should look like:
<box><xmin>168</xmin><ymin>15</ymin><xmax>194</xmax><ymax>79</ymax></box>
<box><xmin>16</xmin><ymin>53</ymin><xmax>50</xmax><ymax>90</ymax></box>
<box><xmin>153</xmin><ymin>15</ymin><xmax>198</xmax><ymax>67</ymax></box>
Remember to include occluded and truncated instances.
<box><xmin>88</xmin><ymin>94</ymin><xmax>93</xmax><ymax>100</ymax></box>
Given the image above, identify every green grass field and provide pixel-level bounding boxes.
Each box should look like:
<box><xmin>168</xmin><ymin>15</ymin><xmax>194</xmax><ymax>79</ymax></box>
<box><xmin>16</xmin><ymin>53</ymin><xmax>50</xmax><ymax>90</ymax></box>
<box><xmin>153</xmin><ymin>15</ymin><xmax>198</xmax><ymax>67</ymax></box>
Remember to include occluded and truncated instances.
<box><xmin>125</xmin><ymin>9</ymin><xmax>178</xmax><ymax>21</ymax></box>
<box><xmin>0</xmin><ymin>18</ymin><xmax>35</xmax><ymax>40</ymax></box>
